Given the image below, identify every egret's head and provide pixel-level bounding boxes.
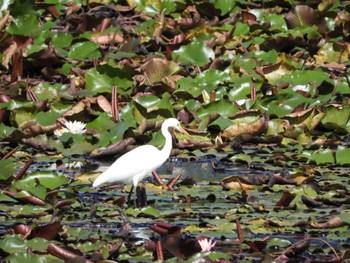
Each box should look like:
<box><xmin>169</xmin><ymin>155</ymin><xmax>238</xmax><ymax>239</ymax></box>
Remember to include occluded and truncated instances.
<box><xmin>163</xmin><ymin>118</ymin><xmax>188</xmax><ymax>134</ymax></box>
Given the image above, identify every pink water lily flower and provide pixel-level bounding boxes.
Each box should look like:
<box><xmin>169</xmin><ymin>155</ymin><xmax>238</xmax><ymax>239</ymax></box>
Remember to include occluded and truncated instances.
<box><xmin>198</xmin><ymin>238</ymin><xmax>217</xmax><ymax>252</ymax></box>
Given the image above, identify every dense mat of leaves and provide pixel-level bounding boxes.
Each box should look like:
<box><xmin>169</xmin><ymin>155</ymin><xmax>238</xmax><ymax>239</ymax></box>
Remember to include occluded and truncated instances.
<box><xmin>0</xmin><ymin>0</ymin><xmax>349</xmax><ymax>153</ymax></box>
<box><xmin>0</xmin><ymin>0</ymin><xmax>350</xmax><ymax>262</ymax></box>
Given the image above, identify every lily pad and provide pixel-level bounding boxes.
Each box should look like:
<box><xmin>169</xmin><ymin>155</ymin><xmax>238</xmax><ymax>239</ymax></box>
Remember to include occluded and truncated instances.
<box><xmin>172</xmin><ymin>41</ymin><xmax>215</xmax><ymax>67</ymax></box>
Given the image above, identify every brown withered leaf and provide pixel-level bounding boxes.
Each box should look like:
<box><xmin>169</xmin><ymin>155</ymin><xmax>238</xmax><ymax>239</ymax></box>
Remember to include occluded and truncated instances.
<box><xmin>90</xmin><ymin>33</ymin><xmax>123</xmax><ymax>45</ymax></box>
<box><xmin>285</xmin><ymin>238</ymin><xmax>311</xmax><ymax>257</ymax></box>
<box><xmin>28</xmin><ymin>221</ymin><xmax>62</xmax><ymax>240</ymax></box>
<box><xmin>301</xmin><ymin>195</ymin><xmax>326</xmax><ymax>208</ymax></box>
<box><xmin>221</xmin><ymin>114</ymin><xmax>268</xmax><ymax>139</ymax></box>
<box><xmin>2</xmin><ymin>42</ymin><xmax>17</xmax><ymax>69</ymax></box>
<box><xmin>12</xmin><ymin>224</ymin><xmax>33</xmax><ymax>236</ymax></box>
<box><xmin>0</xmin><ymin>10</ymin><xmax>10</xmax><ymax>31</ymax></box>
<box><xmin>62</xmin><ymin>98</ymin><xmax>96</xmax><ymax>118</ymax></box>
<box><xmin>245</xmin><ymin>236</ymin><xmax>270</xmax><ymax>252</ymax></box>
<box><xmin>285</xmin><ymin>5</ymin><xmax>328</xmax><ymax>34</ymax></box>
<box><xmin>26</xmin><ymin>45</ymin><xmax>62</xmax><ymax>68</ymax></box>
<box><xmin>311</xmin><ymin>216</ymin><xmax>344</xmax><ymax>229</ymax></box>
<box><xmin>90</xmin><ymin>137</ymin><xmax>136</xmax><ymax>158</ymax></box>
<box><xmin>22</xmin><ymin>122</ymin><xmax>60</xmax><ymax>138</ymax></box>
<box><xmin>236</xmin><ymin>218</ymin><xmax>243</xmax><ymax>243</ymax></box>
<box><xmin>148</xmin><ymin>222</ymin><xmax>201</xmax><ymax>260</ymax></box>
<box><xmin>4</xmin><ymin>190</ymin><xmax>46</xmax><ymax>206</ymax></box>
<box><xmin>138</xmin><ymin>120</ymin><xmax>156</xmax><ymax>134</ymax></box>
<box><xmin>96</xmin><ymin>95</ymin><xmax>112</xmax><ymax>113</ymax></box>
<box><xmin>47</xmin><ymin>243</ymin><xmax>90</xmax><ymax>262</ymax></box>
<box><xmin>177</xmin><ymin>138</ymin><xmax>213</xmax><ymax>150</ymax></box>
<box><xmin>273</xmin><ymin>191</ymin><xmax>296</xmax><ymax>210</ymax></box>
<box><xmin>138</xmin><ymin>56</ymin><xmax>180</xmax><ymax>85</ymax></box>
<box><xmin>221</xmin><ymin>175</ymin><xmax>255</xmax><ymax>191</ymax></box>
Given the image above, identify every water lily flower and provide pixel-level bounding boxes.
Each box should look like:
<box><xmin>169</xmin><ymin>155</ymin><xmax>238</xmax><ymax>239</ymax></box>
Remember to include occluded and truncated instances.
<box><xmin>54</xmin><ymin>120</ymin><xmax>86</xmax><ymax>137</ymax></box>
<box><xmin>198</xmin><ymin>238</ymin><xmax>216</xmax><ymax>252</ymax></box>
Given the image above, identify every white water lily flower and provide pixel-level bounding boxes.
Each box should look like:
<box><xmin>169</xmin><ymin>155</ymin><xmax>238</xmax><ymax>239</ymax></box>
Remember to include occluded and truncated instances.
<box><xmin>198</xmin><ymin>238</ymin><xmax>217</xmax><ymax>252</ymax></box>
<box><xmin>54</xmin><ymin>121</ymin><xmax>86</xmax><ymax>137</ymax></box>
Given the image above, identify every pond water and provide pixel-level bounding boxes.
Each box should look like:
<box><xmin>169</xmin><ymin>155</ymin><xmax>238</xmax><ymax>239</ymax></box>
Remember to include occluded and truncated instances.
<box><xmin>1</xmin><ymin>145</ymin><xmax>349</xmax><ymax>262</ymax></box>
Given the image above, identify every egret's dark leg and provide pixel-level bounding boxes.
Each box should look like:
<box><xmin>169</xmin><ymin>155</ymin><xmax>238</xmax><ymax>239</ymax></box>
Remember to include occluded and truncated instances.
<box><xmin>136</xmin><ymin>185</ymin><xmax>141</xmax><ymax>207</ymax></box>
<box><xmin>135</xmin><ymin>184</ymin><xmax>147</xmax><ymax>207</ymax></box>
<box><xmin>127</xmin><ymin>185</ymin><xmax>134</xmax><ymax>206</ymax></box>
<box><xmin>140</xmin><ymin>184</ymin><xmax>147</xmax><ymax>207</ymax></box>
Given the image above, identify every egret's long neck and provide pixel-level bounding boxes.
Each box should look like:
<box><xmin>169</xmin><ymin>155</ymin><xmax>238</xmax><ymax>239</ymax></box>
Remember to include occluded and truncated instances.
<box><xmin>160</xmin><ymin>125</ymin><xmax>173</xmax><ymax>160</ymax></box>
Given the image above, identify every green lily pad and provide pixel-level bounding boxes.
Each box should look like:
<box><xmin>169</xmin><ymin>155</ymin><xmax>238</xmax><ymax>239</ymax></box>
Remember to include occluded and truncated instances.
<box><xmin>311</xmin><ymin>149</ymin><xmax>335</xmax><ymax>165</ymax></box>
<box><xmin>172</xmin><ymin>41</ymin><xmax>215</xmax><ymax>67</ymax></box>
<box><xmin>0</xmin><ymin>158</ymin><xmax>16</xmax><ymax>181</ymax></box>
<box><xmin>7</xmin><ymin>14</ymin><xmax>40</xmax><ymax>36</ymax></box>
<box><xmin>68</xmin><ymin>41</ymin><xmax>100</xmax><ymax>60</ymax></box>
<box><xmin>335</xmin><ymin>146</ymin><xmax>350</xmax><ymax>165</ymax></box>
<box><xmin>21</xmin><ymin>171</ymin><xmax>67</xmax><ymax>190</ymax></box>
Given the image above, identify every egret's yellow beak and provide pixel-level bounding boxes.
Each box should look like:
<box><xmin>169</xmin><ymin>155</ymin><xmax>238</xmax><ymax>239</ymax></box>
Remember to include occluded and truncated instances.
<box><xmin>176</xmin><ymin>125</ymin><xmax>189</xmax><ymax>135</ymax></box>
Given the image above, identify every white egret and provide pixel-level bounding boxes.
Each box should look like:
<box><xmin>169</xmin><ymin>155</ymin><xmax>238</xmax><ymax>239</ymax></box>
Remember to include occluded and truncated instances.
<box><xmin>92</xmin><ymin>118</ymin><xmax>187</xmax><ymax>204</ymax></box>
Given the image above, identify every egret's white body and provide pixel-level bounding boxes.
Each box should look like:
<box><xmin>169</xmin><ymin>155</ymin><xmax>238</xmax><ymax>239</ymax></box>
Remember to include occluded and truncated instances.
<box><xmin>92</xmin><ymin>118</ymin><xmax>186</xmax><ymax>190</ymax></box>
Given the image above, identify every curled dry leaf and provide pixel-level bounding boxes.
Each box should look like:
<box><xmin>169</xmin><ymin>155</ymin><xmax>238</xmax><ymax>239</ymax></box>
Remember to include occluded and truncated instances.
<box><xmin>301</xmin><ymin>195</ymin><xmax>326</xmax><ymax>208</ymax></box>
<box><xmin>28</xmin><ymin>221</ymin><xmax>62</xmax><ymax>240</ymax></box>
<box><xmin>22</xmin><ymin>122</ymin><xmax>60</xmax><ymax>138</ymax></box>
<box><xmin>90</xmin><ymin>33</ymin><xmax>123</xmax><ymax>45</ymax></box>
<box><xmin>221</xmin><ymin>115</ymin><xmax>268</xmax><ymax>139</ymax></box>
<box><xmin>311</xmin><ymin>216</ymin><xmax>344</xmax><ymax>228</ymax></box>
<box><xmin>221</xmin><ymin>175</ymin><xmax>255</xmax><ymax>191</ymax></box>
<box><xmin>90</xmin><ymin>137</ymin><xmax>136</xmax><ymax>158</ymax></box>
<box><xmin>138</xmin><ymin>56</ymin><xmax>180</xmax><ymax>85</ymax></box>
<box><xmin>96</xmin><ymin>95</ymin><xmax>112</xmax><ymax>113</ymax></box>
<box><xmin>62</xmin><ymin>98</ymin><xmax>96</xmax><ymax>118</ymax></box>
<box><xmin>48</xmin><ymin>243</ymin><xmax>91</xmax><ymax>262</ymax></box>
<box><xmin>2</xmin><ymin>42</ymin><xmax>17</xmax><ymax>69</ymax></box>
<box><xmin>4</xmin><ymin>190</ymin><xmax>46</xmax><ymax>206</ymax></box>
<box><xmin>12</xmin><ymin>224</ymin><xmax>33</xmax><ymax>236</ymax></box>
<box><xmin>285</xmin><ymin>238</ymin><xmax>311</xmax><ymax>257</ymax></box>
<box><xmin>273</xmin><ymin>191</ymin><xmax>296</xmax><ymax>210</ymax></box>
<box><xmin>285</xmin><ymin>5</ymin><xmax>327</xmax><ymax>34</ymax></box>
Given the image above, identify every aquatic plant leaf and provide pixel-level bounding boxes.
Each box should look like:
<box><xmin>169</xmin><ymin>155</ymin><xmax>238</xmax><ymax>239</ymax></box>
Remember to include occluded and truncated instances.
<box><xmin>51</xmin><ymin>32</ymin><xmax>74</xmax><ymax>48</ymax></box>
<box><xmin>289</xmin><ymin>69</ymin><xmax>329</xmax><ymax>87</ymax></box>
<box><xmin>0</xmin><ymin>235</ymin><xmax>29</xmax><ymax>253</ymax></box>
<box><xmin>7</xmin><ymin>14</ymin><xmax>39</xmax><ymax>36</ymax></box>
<box><xmin>32</xmin><ymin>83</ymin><xmax>68</xmax><ymax>102</ymax></box>
<box><xmin>134</xmin><ymin>0</ymin><xmax>177</xmax><ymax>15</ymax></box>
<box><xmin>84</xmin><ymin>68</ymin><xmax>113</xmax><ymax>95</ymax></box>
<box><xmin>197</xmin><ymin>100</ymin><xmax>238</xmax><ymax>119</ymax></box>
<box><xmin>21</xmin><ymin>171</ymin><xmax>67</xmax><ymax>190</ymax></box>
<box><xmin>214</xmin><ymin>0</ymin><xmax>236</xmax><ymax>15</ymax></box>
<box><xmin>12</xmin><ymin>109</ymin><xmax>36</xmax><ymax>127</ymax></box>
<box><xmin>68</xmin><ymin>41</ymin><xmax>100</xmax><ymax>60</ymax></box>
<box><xmin>311</xmin><ymin>149</ymin><xmax>335</xmax><ymax>165</ymax></box>
<box><xmin>321</xmin><ymin>105</ymin><xmax>350</xmax><ymax>130</ymax></box>
<box><xmin>233</xmin><ymin>22</ymin><xmax>250</xmax><ymax>36</ymax></box>
<box><xmin>0</xmin><ymin>158</ymin><xmax>16</xmax><ymax>180</ymax></box>
<box><xmin>125</xmin><ymin>206</ymin><xmax>161</xmax><ymax>217</ymax></box>
<box><xmin>314</xmin><ymin>42</ymin><xmax>349</xmax><ymax>64</ymax></box>
<box><xmin>172</xmin><ymin>41</ymin><xmax>215</xmax><ymax>67</ymax></box>
<box><xmin>36</xmin><ymin>111</ymin><xmax>61</xmax><ymax>126</ymax></box>
<box><xmin>134</xmin><ymin>95</ymin><xmax>161</xmax><ymax>112</ymax></box>
<box><xmin>335</xmin><ymin>146</ymin><xmax>350</xmax><ymax>165</ymax></box>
